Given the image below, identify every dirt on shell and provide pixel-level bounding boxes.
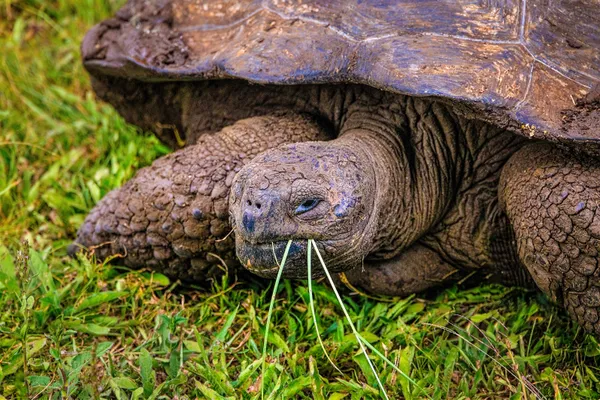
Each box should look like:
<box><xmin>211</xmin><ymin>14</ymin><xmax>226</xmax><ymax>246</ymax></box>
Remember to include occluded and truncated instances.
<box><xmin>82</xmin><ymin>0</ymin><xmax>188</xmax><ymax>68</ymax></box>
<box><xmin>561</xmin><ymin>83</ymin><xmax>600</xmax><ymax>137</ymax></box>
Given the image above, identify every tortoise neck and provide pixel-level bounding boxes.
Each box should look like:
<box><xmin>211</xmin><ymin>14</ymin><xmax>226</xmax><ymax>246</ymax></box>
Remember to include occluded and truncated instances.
<box><xmin>338</xmin><ymin>109</ymin><xmax>456</xmax><ymax>258</ymax></box>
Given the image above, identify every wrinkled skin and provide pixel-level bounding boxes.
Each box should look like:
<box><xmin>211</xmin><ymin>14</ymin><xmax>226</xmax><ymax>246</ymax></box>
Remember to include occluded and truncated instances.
<box><xmin>73</xmin><ymin>81</ymin><xmax>600</xmax><ymax>335</ymax></box>
<box><xmin>230</xmin><ymin>141</ymin><xmax>377</xmax><ymax>278</ymax></box>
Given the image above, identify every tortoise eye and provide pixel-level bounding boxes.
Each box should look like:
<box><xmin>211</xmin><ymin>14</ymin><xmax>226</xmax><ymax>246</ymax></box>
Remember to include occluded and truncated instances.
<box><xmin>295</xmin><ymin>199</ymin><xmax>320</xmax><ymax>215</ymax></box>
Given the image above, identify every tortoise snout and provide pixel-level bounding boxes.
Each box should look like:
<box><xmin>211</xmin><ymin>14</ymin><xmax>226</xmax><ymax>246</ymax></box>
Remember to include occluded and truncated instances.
<box><xmin>240</xmin><ymin>190</ymin><xmax>277</xmax><ymax>236</ymax></box>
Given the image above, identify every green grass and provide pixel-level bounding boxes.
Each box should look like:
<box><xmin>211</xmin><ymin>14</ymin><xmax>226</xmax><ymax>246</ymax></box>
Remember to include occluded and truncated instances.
<box><xmin>1</xmin><ymin>1</ymin><xmax>600</xmax><ymax>398</ymax></box>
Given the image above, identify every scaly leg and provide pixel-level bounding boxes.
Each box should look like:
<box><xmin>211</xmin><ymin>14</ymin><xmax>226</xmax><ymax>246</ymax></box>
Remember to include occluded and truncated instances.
<box><xmin>344</xmin><ymin>244</ymin><xmax>459</xmax><ymax>296</ymax></box>
<box><xmin>70</xmin><ymin>114</ymin><xmax>329</xmax><ymax>281</ymax></box>
<box><xmin>500</xmin><ymin>142</ymin><xmax>600</xmax><ymax>334</ymax></box>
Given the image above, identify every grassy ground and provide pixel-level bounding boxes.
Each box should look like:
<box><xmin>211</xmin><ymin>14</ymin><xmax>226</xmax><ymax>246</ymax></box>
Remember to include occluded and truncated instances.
<box><xmin>1</xmin><ymin>1</ymin><xmax>600</xmax><ymax>399</ymax></box>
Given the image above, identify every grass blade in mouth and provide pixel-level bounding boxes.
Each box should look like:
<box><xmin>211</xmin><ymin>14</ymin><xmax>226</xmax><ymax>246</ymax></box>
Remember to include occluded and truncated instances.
<box><xmin>307</xmin><ymin>240</ymin><xmax>344</xmax><ymax>376</ymax></box>
<box><xmin>309</xmin><ymin>239</ymin><xmax>390</xmax><ymax>400</ymax></box>
<box><xmin>261</xmin><ymin>240</ymin><xmax>293</xmax><ymax>399</ymax></box>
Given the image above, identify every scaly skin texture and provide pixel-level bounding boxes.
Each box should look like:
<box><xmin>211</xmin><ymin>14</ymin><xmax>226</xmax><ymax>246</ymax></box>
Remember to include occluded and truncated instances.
<box><xmin>500</xmin><ymin>143</ymin><xmax>600</xmax><ymax>334</ymax></box>
<box><xmin>344</xmin><ymin>244</ymin><xmax>459</xmax><ymax>296</ymax></box>
<box><xmin>70</xmin><ymin>114</ymin><xmax>329</xmax><ymax>280</ymax></box>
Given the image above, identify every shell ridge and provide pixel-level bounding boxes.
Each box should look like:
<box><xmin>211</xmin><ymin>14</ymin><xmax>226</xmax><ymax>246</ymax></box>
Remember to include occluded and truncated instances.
<box><xmin>262</xmin><ymin>0</ymin><xmax>593</xmax><ymax>91</ymax></box>
<box><xmin>178</xmin><ymin>7</ymin><xmax>264</xmax><ymax>33</ymax></box>
<box><xmin>514</xmin><ymin>63</ymin><xmax>535</xmax><ymax>111</ymax></box>
<box><xmin>519</xmin><ymin>0</ymin><xmax>527</xmax><ymax>41</ymax></box>
<box><xmin>261</xmin><ymin>4</ymin><xmax>359</xmax><ymax>43</ymax></box>
<box><xmin>420</xmin><ymin>32</ymin><xmax>519</xmax><ymax>46</ymax></box>
<box><xmin>520</xmin><ymin>45</ymin><xmax>592</xmax><ymax>90</ymax></box>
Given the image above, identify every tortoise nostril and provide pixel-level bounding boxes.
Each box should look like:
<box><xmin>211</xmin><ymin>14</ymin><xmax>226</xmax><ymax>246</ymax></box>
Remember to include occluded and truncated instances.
<box><xmin>241</xmin><ymin>191</ymin><xmax>273</xmax><ymax>226</ymax></box>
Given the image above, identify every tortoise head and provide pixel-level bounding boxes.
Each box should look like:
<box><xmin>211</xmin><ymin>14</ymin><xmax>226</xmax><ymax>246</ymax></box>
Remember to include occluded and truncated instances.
<box><xmin>229</xmin><ymin>142</ymin><xmax>379</xmax><ymax>279</ymax></box>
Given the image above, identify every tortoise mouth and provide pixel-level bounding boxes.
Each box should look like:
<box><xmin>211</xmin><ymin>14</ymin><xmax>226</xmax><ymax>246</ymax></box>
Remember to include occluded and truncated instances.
<box><xmin>236</xmin><ymin>239</ymin><xmax>308</xmax><ymax>279</ymax></box>
<box><xmin>235</xmin><ymin>237</ymin><xmax>356</xmax><ymax>279</ymax></box>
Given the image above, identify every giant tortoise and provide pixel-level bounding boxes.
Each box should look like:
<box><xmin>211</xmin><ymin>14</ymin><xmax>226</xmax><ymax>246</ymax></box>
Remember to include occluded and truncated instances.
<box><xmin>73</xmin><ymin>0</ymin><xmax>600</xmax><ymax>334</ymax></box>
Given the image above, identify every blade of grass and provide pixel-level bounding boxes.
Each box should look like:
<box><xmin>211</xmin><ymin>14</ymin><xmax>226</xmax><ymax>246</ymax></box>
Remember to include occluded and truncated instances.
<box><xmin>261</xmin><ymin>240</ymin><xmax>293</xmax><ymax>400</ymax></box>
<box><xmin>444</xmin><ymin>318</ymin><xmax>543</xmax><ymax>400</ymax></box>
<box><xmin>359</xmin><ymin>338</ymin><xmax>432</xmax><ymax>399</ymax></box>
<box><xmin>309</xmin><ymin>239</ymin><xmax>389</xmax><ymax>400</ymax></box>
<box><xmin>307</xmin><ymin>240</ymin><xmax>344</xmax><ymax>376</ymax></box>
<box><xmin>422</xmin><ymin>322</ymin><xmax>544</xmax><ymax>400</ymax></box>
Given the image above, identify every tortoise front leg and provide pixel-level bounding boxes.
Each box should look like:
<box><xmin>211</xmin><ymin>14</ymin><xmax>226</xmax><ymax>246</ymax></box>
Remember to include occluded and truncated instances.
<box><xmin>70</xmin><ymin>114</ymin><xmax>329</xmax><ymax>281</ymax></box>
<box><xmin>500</xmin><ymin>142</ymin><xmax>600</xmax><ymax>335</ymax></box>
<box><xmin>343</xmin><ymin>244</ymin><xmax>459</xmax><ymax>296</ymax></box>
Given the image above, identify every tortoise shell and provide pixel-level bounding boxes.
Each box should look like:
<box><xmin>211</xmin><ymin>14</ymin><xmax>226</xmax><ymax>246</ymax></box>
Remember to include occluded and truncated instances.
<box><xmin>82</xmin><ymin>0</ymin><xmax>600</xmax><ymax>147</ymax></box>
